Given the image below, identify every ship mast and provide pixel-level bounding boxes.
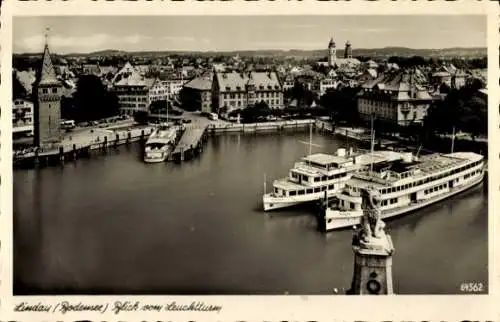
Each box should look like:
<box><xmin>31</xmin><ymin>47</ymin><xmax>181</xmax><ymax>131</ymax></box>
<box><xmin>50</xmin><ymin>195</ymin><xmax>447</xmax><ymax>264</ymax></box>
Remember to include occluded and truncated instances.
<box><xmin>309</xmin><ymin>122</ymin><xmax>312</xmax><ymax>156</ymax></box>
<box><xmin>370</xmin><ymin>115</ymin><xmax>375</xmax><ymax>174</ymax></box>
<box><xmin>451</xmin><ymin>126</ymin><xmax>455</xmax><ymax>153</ymax></box>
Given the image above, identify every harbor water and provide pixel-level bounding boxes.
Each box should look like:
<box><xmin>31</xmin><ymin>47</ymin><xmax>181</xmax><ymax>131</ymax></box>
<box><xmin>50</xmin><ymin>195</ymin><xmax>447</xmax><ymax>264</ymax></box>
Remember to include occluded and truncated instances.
<box><xmin>13</xmin><ymin>129</ymin><xmax>488</xmax><ymax>294</ymax></box>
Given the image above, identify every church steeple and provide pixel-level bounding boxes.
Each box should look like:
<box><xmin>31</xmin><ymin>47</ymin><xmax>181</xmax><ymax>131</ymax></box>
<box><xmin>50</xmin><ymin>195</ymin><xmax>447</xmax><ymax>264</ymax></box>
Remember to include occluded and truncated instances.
<box><xmin>33</xmin><ymin>27</ymin><xmax>62</xmax><ymax>147</ymax></box>
<box><xmin>328</xmin><ymin>36</ymin><xmax>336</xmax><ymax>48</ymax></box>
<box><xmin>328</xmin><ymin>36</ymin><xmax>337</xmax><ymax>68</ymax></box>
<box><xmin>36</xmin><ymin>28</ymin><xmax>59</xmax><ymax>86</ymax></box>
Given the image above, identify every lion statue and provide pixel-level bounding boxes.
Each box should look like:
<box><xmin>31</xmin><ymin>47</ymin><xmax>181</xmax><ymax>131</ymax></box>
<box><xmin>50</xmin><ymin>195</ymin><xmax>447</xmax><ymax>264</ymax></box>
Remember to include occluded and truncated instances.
<box><xmin>359</xmin><ymin>187</ymin><xmax>385</xmax><ymax>241</ymax></box>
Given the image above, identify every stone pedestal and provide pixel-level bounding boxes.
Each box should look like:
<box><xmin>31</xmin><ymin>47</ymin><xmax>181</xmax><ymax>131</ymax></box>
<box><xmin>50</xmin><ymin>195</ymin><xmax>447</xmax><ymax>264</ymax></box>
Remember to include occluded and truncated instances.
<box><xmin>348</xmin><ymin>231</ymin><xmax>394</xmax><ymax>295</ymax></box>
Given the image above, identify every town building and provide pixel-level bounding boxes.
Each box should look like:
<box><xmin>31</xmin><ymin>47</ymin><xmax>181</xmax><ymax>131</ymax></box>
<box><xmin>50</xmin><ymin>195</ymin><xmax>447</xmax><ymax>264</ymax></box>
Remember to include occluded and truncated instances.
<box><xmin>281</xmin><ymin>74</ymin><xmax>295</xmax><ymax>91</ymax></box>
<box><xmin>317</xmin><ymin>77</ymin><xmax>338</xmax><ymax>96</ymax></box>
<box><xmin>113</xmin><ymin>62</ymin><xmax>168</xmax><ymax>115</ymax></box>
<box><xmin>357</xmin><ymin>70</ymin><xmax>434</xmax><ymax>126</ymax></box>
<box><xmin>181</xmin><ymin>76</ymin><xmax>213</xmax><ymax>113</ymax></box>
<box><xmin>13</xmin><ymin>99</ymin><xmax>34</xmax><ymax>139</ymax></box>
<box><xmin>33</xmin><ymin>41</ymin><xmax>63</xmax><ymax>147</ymax></box>
<box><xmin>212</xmin><ymin>71</ymin><xmax>283</xmax><ymax>112</ymax></box>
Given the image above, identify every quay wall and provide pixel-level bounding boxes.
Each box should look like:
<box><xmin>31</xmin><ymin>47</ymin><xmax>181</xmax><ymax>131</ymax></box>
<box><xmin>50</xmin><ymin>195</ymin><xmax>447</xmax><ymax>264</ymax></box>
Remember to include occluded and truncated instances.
<box><xmin>316</xmin><ymin>120</ymin><xmax>488</xmax><ymax>158</ymax></box>
<box><xmin>209</xmin><ymin>119</ymin><xmax>315</xmax><ymax>133</ymax></box>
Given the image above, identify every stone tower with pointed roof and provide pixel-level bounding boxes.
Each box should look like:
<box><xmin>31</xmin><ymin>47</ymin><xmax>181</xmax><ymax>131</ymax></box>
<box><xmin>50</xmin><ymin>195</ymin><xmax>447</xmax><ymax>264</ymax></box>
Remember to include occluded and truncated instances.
<box><xmin>33</xmin><ymin>42</ymin><xmax>62</xmax><ymax>147</ymax></box>
<box><xmin>328</xmin><ymin>37</ymin><xmax>337</xmax><ymax>67</ymax></box>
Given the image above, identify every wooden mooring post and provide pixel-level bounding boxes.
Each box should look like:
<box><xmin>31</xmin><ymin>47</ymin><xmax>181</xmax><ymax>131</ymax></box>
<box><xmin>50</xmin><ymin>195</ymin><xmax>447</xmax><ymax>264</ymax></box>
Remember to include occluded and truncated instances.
<box><xmin>72</xmin><ymin>144</ymin><xmax>77</xmax><ymax>161</ymax></box>
<box><xmin>126</xmin><ymin>131</ymin><xmax>131</xmax><ymax>145</ymax></box>
<box><xmin>34</xmin><ymin>149</ymin><xmax>40</xmax><ymax>168</ymax></box>
<box><xmin>59</xmin><ymin>146</ymin><xmax>65</xmax><ymax>165</ymax></box>
<box><xmin>103</xmin><ymin>136</ymin><xmax>108</xmax><ymax>152</ymax></box>
<box><xmin>115</xmin><ymin>133</ymin><xmax>119</xmax><ymax>148</ymax></box>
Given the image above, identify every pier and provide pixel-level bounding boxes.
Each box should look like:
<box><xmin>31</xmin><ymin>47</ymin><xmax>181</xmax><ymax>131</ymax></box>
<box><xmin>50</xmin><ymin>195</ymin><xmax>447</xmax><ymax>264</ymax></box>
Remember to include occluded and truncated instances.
<box><xmin>171</xmin><ymin>124</ymin><xmax>209</xmax><ymax>162</ymax></box>
<box><xmin>209</xmin><ymin>119</ymin><xmax>315</xmax><ymax>134</ymax></box>
<box><xmin>13</xmin><ymin>126</ymin><xmax>154</xmax><ymax>169</ymax></box>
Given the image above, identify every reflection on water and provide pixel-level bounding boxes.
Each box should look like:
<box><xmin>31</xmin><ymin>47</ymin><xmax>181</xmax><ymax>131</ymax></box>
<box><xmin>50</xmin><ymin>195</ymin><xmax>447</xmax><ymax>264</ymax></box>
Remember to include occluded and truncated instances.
<box><xmin>14</xmin><ymin>131</ymin><xmax>488</xmax><ymax>294</ymax></box>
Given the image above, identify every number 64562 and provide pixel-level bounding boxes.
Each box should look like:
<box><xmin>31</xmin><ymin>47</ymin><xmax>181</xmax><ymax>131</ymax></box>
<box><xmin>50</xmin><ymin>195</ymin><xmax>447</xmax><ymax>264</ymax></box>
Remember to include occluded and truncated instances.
<box><xmin>460</xmin><ymin>282</ymin><xmax>484</xmax><ymax>292</ymax></box>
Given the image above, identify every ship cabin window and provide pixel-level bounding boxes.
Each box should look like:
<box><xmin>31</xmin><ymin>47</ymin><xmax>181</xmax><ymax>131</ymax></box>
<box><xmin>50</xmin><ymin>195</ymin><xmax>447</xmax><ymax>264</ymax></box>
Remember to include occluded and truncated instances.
<box><xmin>314</xmin><ymin>177</ymin><xmax>320</xmax><ymax>182</ymax></box>
<box><xmin>298</xmin><ymin>190</ymin><xmax>305</xmax><ymax>195</ymax></box>
<box><xmin>274</xmin><ymin>188</ymin><xmax>279</xmax><ymax>194</ymax></box>
<box><xmin>321</xmin><ymin>186</ymin><xmax>327</xmax><ymax>191</ymax></box>
<box><xmin>291</xmin><ymin>172</ymin><xmax>298</xmax><ymax>179</ymax></box>
<box><xmin>314</xmin><ymin>187</ymin><xmax>321</xmax><ymax>193</ymax></box>
<box><xmin>302</xmin><ymin>175</ymin><xmax>309</xmax><ymax>182</ymax></box>
<box><xmin>306</xmin><ymin>188</ymin><xmax>313</xmax><ymax>194</ymax></box>
<box><xmin>389</xmin><ymin>198</ymin><xmax>398</xmax><ymax>204</ymax></box>
<box><xmin>381</xmin><ymin>200</ymin><xmax>388</xmax><ymax>206</ymax></box>
<box><xmin>350</xmin><ymin>203</ymin><xmax>355</xmax><ymax>210</ymax></box>
<box><xmin>289</xmin><ymin>191</ymin><xmax>297</xmax><ymax>196</ymax></box>
<box><xmin>328</xmin><ymin>184</ymin><xmax>335</xmax><ymax>190</ymax></box>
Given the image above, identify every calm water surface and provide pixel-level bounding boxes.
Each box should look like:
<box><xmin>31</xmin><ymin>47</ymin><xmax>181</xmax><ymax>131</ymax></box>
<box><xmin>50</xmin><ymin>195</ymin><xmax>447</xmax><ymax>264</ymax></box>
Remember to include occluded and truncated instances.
<box><xmin>14</xmin><ymin>130</ymin><xmax>488</xmax><ymax>294</ymax></box>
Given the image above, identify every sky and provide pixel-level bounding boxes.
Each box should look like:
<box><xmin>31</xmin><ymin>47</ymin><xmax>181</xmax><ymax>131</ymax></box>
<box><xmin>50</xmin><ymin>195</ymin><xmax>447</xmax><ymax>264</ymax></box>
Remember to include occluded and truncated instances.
<box><xmin>13</xmin><ymin>15</ymin><xmax>486</xmax><ymax>54</ymax></box>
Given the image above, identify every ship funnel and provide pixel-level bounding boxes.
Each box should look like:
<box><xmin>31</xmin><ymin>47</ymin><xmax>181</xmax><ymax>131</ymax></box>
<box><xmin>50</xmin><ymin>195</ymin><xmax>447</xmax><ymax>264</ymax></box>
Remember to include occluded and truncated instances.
<box><xmin>402</xmin><ymin>152</ymin><xmax>413</xmax><ymax>163</ymax></box>
<box><xmin>337</xmin><ymin>148</ymin><xmax>346</xmax><ymax>157</ymax></box>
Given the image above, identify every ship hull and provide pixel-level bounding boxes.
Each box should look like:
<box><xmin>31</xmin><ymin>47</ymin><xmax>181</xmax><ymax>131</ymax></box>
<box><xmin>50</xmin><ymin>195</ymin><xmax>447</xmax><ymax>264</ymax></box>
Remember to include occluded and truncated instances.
<box><xmin>320</xmin><ymin>173</ymin><xmax>485</xmax><ymax>232</ymax></box>
<box><xmin>263</xmin><ymin>190</ymin><xmax>338</xmax><ymax>212</ymax></box>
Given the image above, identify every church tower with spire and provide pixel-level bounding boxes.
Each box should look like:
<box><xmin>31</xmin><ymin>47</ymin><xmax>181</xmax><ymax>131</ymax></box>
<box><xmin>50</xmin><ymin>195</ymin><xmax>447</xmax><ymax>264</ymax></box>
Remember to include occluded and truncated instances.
<box><xmin>344</xmin><ymin>40</ymin><xmax>352</xmax><ymax>59</ymax></box>
<box><xmin>33</xmin><ymin>30</ymin><xmax>62</xmax><ymax>147</ymax></box>
<box><xmin>328</xmin><ymin>37</ymin><xmax>337</xmax><ymax>67</ymax></box>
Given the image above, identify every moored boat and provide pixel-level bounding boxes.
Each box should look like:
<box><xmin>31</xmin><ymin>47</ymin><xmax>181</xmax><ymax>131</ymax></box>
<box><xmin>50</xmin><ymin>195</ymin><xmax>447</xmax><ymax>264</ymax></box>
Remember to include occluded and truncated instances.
<box><xmin>318</xmin><ymin>151</ymin><xmax>486</xmax><ymax>232</ymax></box>
<box><xmin>262</xmin><ymin>148</ymin><xmax>403</xmax><ymax>211</ymax></box>
<box><xmin>144</xmin><ymin>123</ymin><xmax>179</xmax><ymax>163</ymax></box>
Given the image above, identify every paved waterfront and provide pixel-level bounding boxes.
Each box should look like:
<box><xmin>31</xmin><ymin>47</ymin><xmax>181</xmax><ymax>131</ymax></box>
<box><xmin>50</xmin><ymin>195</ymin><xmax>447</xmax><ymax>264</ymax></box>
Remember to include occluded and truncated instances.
<box><xmin>13</xmin><ymin>130</ymin><xmax>488</xmax><ymax>294</ymax></box>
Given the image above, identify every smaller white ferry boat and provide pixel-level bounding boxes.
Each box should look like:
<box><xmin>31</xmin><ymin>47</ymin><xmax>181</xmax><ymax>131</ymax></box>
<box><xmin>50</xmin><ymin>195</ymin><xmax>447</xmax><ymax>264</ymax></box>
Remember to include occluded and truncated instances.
<box><xmin>318</xmin><ymin>151</ymin><xmax>485</xmax><ymax>231</ymax></box>
<box><xmin>144</xmin><ymin>123</ymin><xmax>178</xmax><ymax>163</ymax></box>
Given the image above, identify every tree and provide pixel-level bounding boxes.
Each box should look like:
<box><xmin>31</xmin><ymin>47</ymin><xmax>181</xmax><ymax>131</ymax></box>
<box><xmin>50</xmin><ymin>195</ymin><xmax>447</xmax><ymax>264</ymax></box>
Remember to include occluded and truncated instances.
<box><xmin>12</xmin><ymin>72</ymin><xmax>27</xmax><ymax>100</ymax></box>
<box><xmin>320</xmin><ymin>87</ymin><xmax>360</xmax><ymax>124</ymax></box>
<box><xmin>133</xmin><ymin>111</ymin><xmax>149</xmax><ymax>125</ymax></box>
<box><xmin>424</xmin><ymin>83</ymin><xmax>487</xmax><ymax>138</ymax></box>
<box><xmin>73</xmin><ymin>75</ymin><xmax>119</xmax><ymax>121</ymax></box>
<box><xmin>241</xmin><ymin>101</ymin><xmax>271</xmax><ymax>123</ymax></box>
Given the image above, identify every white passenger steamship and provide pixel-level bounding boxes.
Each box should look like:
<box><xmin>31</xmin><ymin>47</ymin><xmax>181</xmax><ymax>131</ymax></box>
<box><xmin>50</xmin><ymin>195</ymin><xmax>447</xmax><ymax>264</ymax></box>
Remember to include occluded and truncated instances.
<box><xmin>318</xmin><ymin>150</ymin><xmax>485</xmax><ymax>231</ymax></box>
<box><xmin>144</xmin><ymin>123</ymin><xmax>179</xmax><ymax>163</ymax></box>
<box><xmin>262</xmin><ymin>148</ymin><xmax>403</xmax><ymax>211</ymax></box>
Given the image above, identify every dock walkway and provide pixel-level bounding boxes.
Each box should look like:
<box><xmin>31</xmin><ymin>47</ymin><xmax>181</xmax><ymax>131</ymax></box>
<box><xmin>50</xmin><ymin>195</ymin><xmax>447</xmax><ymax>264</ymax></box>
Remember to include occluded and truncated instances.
<box><xmin>172</xmin><ymin>124</ymin><xmax>208</xmax><ymax>161</ymax></box>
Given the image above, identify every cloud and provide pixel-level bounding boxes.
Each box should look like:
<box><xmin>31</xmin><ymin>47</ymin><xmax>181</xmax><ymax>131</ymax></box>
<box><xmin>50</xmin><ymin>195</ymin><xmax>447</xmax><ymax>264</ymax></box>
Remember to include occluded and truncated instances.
<box><xmin>275</xmin><ymin>23</ymin><xmax>319</xmax><ymax>30</ymax></box>
<box><xmin>15</xmin><ymin>33</ymin><xmax>153</xmax><ymax>53</ymax></box>
<box><xmin>162</xmin><ymin>36</ymin><xmax>197</xmax><ymax>42</ymax></box>
<box><xmin>123</xmin><ymin>34</ymin><xmax>151</xmax><ymax>44</ymax></box>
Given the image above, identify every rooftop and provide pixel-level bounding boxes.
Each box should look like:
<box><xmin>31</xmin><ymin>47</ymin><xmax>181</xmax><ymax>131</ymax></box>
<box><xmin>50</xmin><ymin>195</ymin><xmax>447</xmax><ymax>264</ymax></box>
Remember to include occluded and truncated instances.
<box><xmin>302</xmin><ymin>153</ymin><xmax>351</xmax><ymax>166</ymax></box>
<box><xmin>184</xmin><ymin>76</ymin><xmax>212</xmax><ymax>91</ymax></box>
<box><xmin>215</xmin><ymin>71</ymin><xmax>281</xmax><ymax>92</ymax></box>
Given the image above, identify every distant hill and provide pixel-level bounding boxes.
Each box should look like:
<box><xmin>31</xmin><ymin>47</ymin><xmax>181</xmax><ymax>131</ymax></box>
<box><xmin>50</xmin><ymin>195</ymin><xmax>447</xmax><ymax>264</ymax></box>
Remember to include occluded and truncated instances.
<box><xmin>15</xmin><ymin>47</ymin><xmax>487</xmax><ymax>59</ymax></box>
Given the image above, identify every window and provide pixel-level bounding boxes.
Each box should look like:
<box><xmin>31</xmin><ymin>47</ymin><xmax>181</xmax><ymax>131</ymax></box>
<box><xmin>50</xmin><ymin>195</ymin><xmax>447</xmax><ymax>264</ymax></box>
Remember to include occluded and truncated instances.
<box><xmin>314</xmin><ymin>187</ymin><xmax>321</xmax><ymax>193</ymax></box>
<box><xmin>306</xmin><ymin>188</ymin><xmax>313</xmax><ymax>194</ymax></box>
<box><xmin>289</xmin><ymin>191</ymin><xmax>297</xmax><ymax>196</ymax></box>
<box><xmin>298</xmin><ymin>190</ymin><xmax>305</xmax><ymax>195</ymax></box>
<box><xmin>52</xmin><ymin>88</ymin><xmax>57</xmax><ymax>93</ymax></box>
<box><xmin>42</xmin><ymin>88</ymin><xmax>48</xmax><ymax>94</ymax></box>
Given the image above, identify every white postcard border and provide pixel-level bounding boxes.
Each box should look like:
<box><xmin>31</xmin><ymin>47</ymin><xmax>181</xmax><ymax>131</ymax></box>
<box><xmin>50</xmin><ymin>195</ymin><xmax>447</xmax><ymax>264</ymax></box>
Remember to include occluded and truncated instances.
<box><xmin>1</xmin><ymin>1</ymin><xmax>499</xmax><ymax>320</ymax></box>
